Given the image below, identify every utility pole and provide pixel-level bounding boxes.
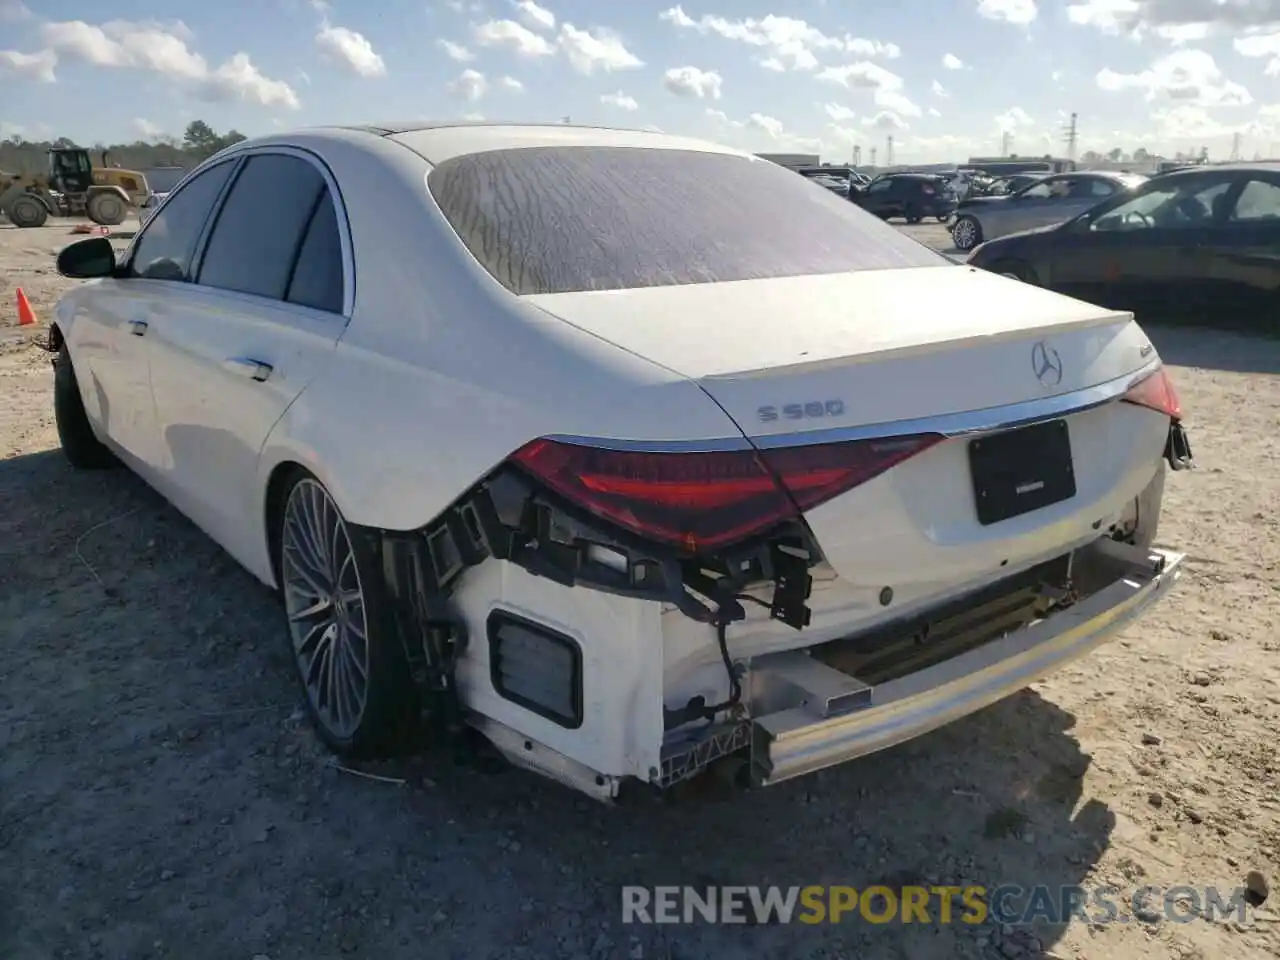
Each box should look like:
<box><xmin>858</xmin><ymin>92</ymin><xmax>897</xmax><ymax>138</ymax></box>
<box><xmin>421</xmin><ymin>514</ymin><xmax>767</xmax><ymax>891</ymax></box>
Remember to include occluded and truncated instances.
<box><xmin>1000</xmin><ymin>130</ymin><xmax>1012</xmax><ymax>156</ymax></box>
<box><xmin>852</xmin><ymin>144</ymin><xmax>861</xmax><ymax>166</ymax></box>
<box><xmin>870</xmin><ymin>146</ymin><xmax>877</xmax><ymax>166</ymax></box>
<box><xmin>1229</xmin><ymin>131</ymin><xmax>1242</xmax><ymax>162</ymax></box>
<box><xmin>1062</xmin><ymin>112</ymin><xmax>1078</xmax><ymax>162</ymax></box>
<box><xmin>886</xmin><ymin>135</ymin><xmax>894</xmax><ymax>167</ymax></box>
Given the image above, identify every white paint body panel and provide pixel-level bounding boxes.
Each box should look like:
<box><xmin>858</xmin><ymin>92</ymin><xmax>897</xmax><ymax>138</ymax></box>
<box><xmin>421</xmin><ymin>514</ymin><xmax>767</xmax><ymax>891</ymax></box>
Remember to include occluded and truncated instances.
<box><xmin>51</xmin><ymin>123</ymin><xmax>1184</xmax><ymax>791</ymax></box>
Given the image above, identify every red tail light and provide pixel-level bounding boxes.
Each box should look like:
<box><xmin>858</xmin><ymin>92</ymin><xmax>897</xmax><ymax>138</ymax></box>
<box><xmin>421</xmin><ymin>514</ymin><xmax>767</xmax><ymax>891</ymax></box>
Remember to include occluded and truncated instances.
<box><xmin>1121</xmin><ymin>366</ymin><xmax>1182</xmax><ymax>419</ymax></box>
<box><xmin>509</xmin><ymin>434</ymin><xmax>943</xmax><ymax>554</ymax></box>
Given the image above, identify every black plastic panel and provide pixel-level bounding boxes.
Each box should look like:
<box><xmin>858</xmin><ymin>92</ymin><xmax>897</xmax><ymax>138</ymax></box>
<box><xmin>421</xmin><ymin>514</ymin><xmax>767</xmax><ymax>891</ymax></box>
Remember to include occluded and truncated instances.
<box><xmin>969</xmin><ymin>419</ymin><xmax>1077</xmax><ymax>526</ymax></box>
<box><xmin>487</xmin><ymin>610</ymin><xmax>584</xmax><ymax>729</ymax></box>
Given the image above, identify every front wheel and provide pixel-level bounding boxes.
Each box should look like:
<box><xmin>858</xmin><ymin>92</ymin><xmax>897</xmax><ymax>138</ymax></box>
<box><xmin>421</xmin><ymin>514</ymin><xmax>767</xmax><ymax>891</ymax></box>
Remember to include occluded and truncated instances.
<box><xmin>8</xmin><ymin>195</ymin><xmax>48</xmax><ymax>228</ymax></box>
<box><xmin>952</xmin><ymin>215</ymin><xmax>982</xmax><ymax>251</ymax></box>
<box><xmin>277</xmin><ymin>472</ymin><xmax>419</xmax><ymax>759</ymax></box>
<box><xmin>53</xmin><ymin>345</ymin><xmax>118</xmax><ymax>469</ymax></box>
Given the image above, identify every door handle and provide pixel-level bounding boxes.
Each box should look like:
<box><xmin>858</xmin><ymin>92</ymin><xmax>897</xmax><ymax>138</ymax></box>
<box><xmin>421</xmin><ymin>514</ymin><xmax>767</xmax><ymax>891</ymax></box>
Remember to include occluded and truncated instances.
<box><xmin>128</xmin><ymin>319</ymin><xmax>148</xmax><ymax>336</ymax></box>
<box><xmin>223</xmin><ymin>357</ymin><xmax>273</xmax><ymax>382</ymax></box>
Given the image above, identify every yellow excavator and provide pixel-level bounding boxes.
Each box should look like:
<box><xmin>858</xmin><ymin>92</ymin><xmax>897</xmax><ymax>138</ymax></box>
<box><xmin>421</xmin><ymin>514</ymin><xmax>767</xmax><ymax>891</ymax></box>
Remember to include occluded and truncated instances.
<box><xmin>0</xmin><ymin>146</ymin><xmax>152</xmax><ymax>228</ymax></box>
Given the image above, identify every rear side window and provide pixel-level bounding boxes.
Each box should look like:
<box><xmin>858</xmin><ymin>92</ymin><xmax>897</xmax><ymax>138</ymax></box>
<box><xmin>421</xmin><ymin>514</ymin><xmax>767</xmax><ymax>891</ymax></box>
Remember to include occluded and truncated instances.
<box><xmin>286</xmin><ymin>189</ymin><xmax>345</xmax><ymax>313</ymax></box>
<box><xmin>427</xmin><ymin>146</ymin><xmax>945</xmax><ymax>295</ymax></box>
<box><xmin>129</xmin><ymin>159</ymin><xmax>236</xmax><ymax>282</ymax></box>
<box><xmin>1230</xmin><ymin>179</ymin><xmax>1280</xmax><ymax>222</ymax></box>
<box><xmin>198</xmin><ymin>154</ymin><xmax>327</xmax><ymax>301</ymax></box>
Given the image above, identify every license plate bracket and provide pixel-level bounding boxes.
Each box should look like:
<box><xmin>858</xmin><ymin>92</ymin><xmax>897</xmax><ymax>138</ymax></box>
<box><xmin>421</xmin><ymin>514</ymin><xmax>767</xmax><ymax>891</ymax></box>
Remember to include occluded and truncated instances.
<box><xmin>969</xmin><ymin>419</ymin><xmax>1076</xmax><ymax>526</ymax></box>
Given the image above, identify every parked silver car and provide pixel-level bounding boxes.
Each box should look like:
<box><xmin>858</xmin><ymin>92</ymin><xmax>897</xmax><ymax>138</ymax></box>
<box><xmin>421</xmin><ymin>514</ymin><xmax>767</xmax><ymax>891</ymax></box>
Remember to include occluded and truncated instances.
<box><xmin>950</xmin><ymin>171</ymin><xmax>1148</xmax><ymax>252</ymax></box>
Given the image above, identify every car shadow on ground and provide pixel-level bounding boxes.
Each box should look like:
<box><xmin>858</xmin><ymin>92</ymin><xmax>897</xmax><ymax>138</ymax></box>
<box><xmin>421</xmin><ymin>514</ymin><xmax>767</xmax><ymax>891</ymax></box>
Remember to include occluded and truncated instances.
<box><xmin>1</xmin><ymin>447</ymin><xmax>1114</xmax><ymax>960</ymax></box>
<box><xmin>1142</xmin><ymin>322</ymin><xmax>1280</xmax><ymax>376</ymax></box>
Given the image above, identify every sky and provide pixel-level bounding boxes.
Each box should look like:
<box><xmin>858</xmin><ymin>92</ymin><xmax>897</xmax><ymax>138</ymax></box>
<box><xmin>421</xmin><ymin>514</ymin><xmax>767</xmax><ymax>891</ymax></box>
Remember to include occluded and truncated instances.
<box><xmin>2</xmin><ymin>0</ymin><xmax>1279</xmax><ymax>163</ymax></box>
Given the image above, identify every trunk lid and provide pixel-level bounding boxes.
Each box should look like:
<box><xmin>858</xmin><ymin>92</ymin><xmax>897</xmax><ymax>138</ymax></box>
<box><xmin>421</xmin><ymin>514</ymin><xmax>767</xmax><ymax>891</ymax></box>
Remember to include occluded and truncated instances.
<box><xmin>525</xmin><ymin>266</ymin><xmax>1167</xmax><ymax>614</ymax></box>
<box><xmin>522</xmin><ymin>265</ymin><xmax>1151</xmax><ymax>436</ymax></box>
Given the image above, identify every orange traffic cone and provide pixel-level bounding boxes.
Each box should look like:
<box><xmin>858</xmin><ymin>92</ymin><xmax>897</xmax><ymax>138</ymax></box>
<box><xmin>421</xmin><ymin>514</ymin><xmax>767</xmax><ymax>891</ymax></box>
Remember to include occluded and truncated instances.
<box><xmin>16</xmin><ymin>287</ymin><xmax>37</xmax><ymax>327</ymax></box>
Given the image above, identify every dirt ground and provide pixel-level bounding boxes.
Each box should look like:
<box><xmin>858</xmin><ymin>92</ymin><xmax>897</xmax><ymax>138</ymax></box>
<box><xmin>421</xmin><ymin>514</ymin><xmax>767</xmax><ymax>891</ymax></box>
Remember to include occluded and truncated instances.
<box><xmin>2</xmin><ymin>218</ymin><xmax>1278</xmax><ymax>960</ymax></box>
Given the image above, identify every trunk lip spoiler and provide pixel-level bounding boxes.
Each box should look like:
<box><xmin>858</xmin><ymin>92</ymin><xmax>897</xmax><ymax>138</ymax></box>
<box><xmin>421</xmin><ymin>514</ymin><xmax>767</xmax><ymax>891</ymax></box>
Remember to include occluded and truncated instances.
<box><xmin>544</xmin><ymin>357</ymin><xmax>1163</xmax><ymax>453</ymax></box>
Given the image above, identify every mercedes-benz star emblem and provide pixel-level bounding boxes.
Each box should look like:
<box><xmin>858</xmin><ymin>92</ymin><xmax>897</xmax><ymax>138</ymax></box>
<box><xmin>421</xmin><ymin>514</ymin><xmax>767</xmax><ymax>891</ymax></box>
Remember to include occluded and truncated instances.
<box><xmin>1031</xmin><ymin>340</ymin><xmax>1063</xmax><ymax>388</ymax></box>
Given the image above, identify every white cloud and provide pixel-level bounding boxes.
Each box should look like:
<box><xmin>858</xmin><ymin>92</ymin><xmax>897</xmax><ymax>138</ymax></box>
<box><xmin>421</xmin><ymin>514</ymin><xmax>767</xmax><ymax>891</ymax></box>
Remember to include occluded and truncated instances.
<box><xmin>496</xmin><ymin>74</ymin><xmax>523</xmax><ymax>91</ymax></box>
<box><xmin>557</xmin><ymin>24</ymin><xmax>643</xmax><ymax>74</ymax></box>
<box><xmin>315</xmin><ymin>22</ymin><xmax>386</xmax><ymax>78</ymax></box>
<box><xmin>863</xmin><ymin>111</ymin><xmax>908</xmax><ymax>132</ymax></box>
<box><xmin>977</xmin><ymin>0</ymin><xmax>1039</xmax><ymax>26</ymax></box>
<box><xmin>600</xmin><ymin>90</ymin><xmax>639</xmax><ymax>110</ymax></box>
<box><xmin>0</xmin><ymin>0</ymin><xmax>32</xmax><ymax>22</ymax></box>
<box><xmin>931</xmin><ymin>79</ymin><xmax>949</xmax><ymax>98</ymax></box>
<box><xmin>928</xmin><ymin>106</ymin><xmax>943</xmax><ymax>117</ymax></box>
<box><xmin>1066</xmin><ymin>0</ymin><xmax>1280</xmax><ymax>42</ymax></box>
<box><xmin>0</xmin><ymin>48</ymin><xmax>56</xmax><ymax>82</ymax></box>
<box><xmin>824</xmin><ymin>102</ymin><xmax>856</xmax><ymax>121</ymax></box>
<box><xmin>474</xmin><ymin>18</ymin><xmax>556</xmax><ymax>56</ymax></box>
<box><xmin>438</xmin><ymin>39</ymin><xmax>474</xmax><ymax>62</ymax></box>
<box><xmin>1235</xmin><ymin>31</ymin><xmax>1280</xmax><ymax>77</ymax></box>
<box><xmin>995</xmin><ymin>106</ymin><xmax>1034</xmax><ymax>131</ymax></box>
<box><xmin>197</xmin><ymin>53</ymin><xmax>300</xmax><ymax>109</ymax></box>
<box><xmin>748</xmin><ymin>113</ymin><xmax>785</xmax><ymax>138</ymax></box>
<box><xmin>447</xmin><ymin>68</ymin><xmax>487</xmax><ymax>101</ymax></box>
<box><xmin>658</xmin><ymin>5</ymin><xmax>899</xmax><ymax>72</ymax></box>
<box><xmin>942</xmin><ymin>52</ymin><xmax>964</xmax><ymax>69</ymax></box>
<box><xmin>816</xmin><ymin>61</ymin><xmax>921</xmax><ymax>117</ymax></box>
<box><xmin>1096</xmin><ymin>49</ymin><xmax>1251</xmax><ymax>107</ymax></box>
<box><xmin>663</xmin><ymin>65</ymin><xmax>722</xmax><ymax>99</ymax></box>
<box><xmin>514</xmin><ymin>0</ymin><xmax>556</xmax><ymax>31</ymax></box>
<box><xmin>132</xmin><ymin>117</ymin><xmax>162</xmax><ymax>137</ymax></box>
<box><xmin>38</xmin><ymin>18</ymin><xmax>298</xmax><ymax>107</ymax></box>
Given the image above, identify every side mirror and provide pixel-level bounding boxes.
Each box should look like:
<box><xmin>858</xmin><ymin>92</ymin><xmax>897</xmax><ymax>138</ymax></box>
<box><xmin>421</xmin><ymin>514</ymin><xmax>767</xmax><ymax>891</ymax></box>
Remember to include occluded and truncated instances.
<box><xmin>56</xmin><ymin>237</ymin><xmax>117</xmax><ymax>279</ymax></box>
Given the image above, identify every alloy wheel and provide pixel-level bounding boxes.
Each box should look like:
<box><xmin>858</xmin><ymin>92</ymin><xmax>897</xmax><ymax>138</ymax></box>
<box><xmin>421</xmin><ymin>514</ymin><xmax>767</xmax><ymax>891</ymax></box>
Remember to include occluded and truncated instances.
<box><xmin>953</xmin><ymin>218</ymin><xmax>977</xmax><ymax>250</ymax></box>
<box><xmin>280</xmin><ymin>478</ymin><xmax>370</xmax><ymax>740</ymax></box>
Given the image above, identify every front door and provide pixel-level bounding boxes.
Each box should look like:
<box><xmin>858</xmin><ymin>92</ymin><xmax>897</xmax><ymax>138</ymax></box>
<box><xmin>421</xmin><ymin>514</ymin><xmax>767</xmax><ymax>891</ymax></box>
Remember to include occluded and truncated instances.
<box><xmin>144</xmin><ymin>151</ymin><xmax>350</xmax><ymax>568</ymax></box>
<box><xmin>69</xmin><ymin>157</ymin><xmax>239</xmax><ymax>467</ymax></box>
<box><xmin>1207</xmin><ymin>174</ymin><xmax>1280</xmax><ymax>327</ymax></box>
<box><xmin>1050</xmin><ymin>173</ymin><xmax>1239</xmax><ymax>319</ymax></box>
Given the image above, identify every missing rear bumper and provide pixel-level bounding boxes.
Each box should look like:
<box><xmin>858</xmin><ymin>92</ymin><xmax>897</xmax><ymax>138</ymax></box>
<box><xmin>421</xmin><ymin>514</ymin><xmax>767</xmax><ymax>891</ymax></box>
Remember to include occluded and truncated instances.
<box><xmin>748</xmin><ymin>540</ymin><xmax>1184</xmax><ymax>787</ymax></box>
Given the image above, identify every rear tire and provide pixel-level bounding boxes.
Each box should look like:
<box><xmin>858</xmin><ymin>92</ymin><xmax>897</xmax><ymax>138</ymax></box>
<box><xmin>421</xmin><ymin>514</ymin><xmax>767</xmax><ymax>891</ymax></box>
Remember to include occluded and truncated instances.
<box><xmin>53</xmin><ymin>346</ymin><xmax>118</xmax><ymax>469</ymax></box>
<box><xmin>905</xmin><ymin>205</ymin><xmax>923</xmax><ymax>224</ymax></box>
<box><xmin>87</xmin><ymin>192</ymin><xmax>126</xmax><ymax>227</ymax></box>
<box><xmin>9</xmin><ymin>195</ymin><xmax>48</xmax><ymax>228</ymax></box>
<box><xmin>276</xmin><ymin>471</ymin><xmax>420</xmax><ymax>760</ymax></box>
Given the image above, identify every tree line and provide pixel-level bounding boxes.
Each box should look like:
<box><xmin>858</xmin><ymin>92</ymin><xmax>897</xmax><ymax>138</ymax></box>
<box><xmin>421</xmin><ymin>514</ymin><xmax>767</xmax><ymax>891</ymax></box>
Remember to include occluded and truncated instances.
<box><xmin>0</xmin><ymin>121</ymin><xmax>246</xmax><ymax>175</ymax></box>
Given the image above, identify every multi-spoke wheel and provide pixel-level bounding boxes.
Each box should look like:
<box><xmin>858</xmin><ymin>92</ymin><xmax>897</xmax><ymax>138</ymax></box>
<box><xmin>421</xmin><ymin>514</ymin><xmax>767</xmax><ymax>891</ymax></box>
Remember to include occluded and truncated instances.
<box><xmin>277</xmin><ymin>472</ymin><xmax>416</xmax><ymax>757</ymax></box>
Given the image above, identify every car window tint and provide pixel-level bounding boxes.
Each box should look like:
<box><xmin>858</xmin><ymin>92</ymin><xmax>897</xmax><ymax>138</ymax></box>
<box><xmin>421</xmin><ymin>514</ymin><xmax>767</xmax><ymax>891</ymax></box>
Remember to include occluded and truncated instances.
<box><xmin>429</xmin><ymin>147</ymin><xmax>946</xmax><ymax>294</ymax></box>
<box><xmin>198</xmin><ymin>154</ymin><xmax>326</xmax><ymax>301</ymax></box>
<box><xmin>1229</xmin><ymin>179</ymin><xmax>1280</xmax><ymax>222</ymax></box>
<box><xmin>867</xmin><ymin>178</ymin><xmax>892</xmax><ymax>193</ymax></box>
<box><xmin>1020</xmin><ymin>178</ymin><xmax>1062</xmax><ymax>200</ymax></box>
<box><xmin>129</xmin><ymin>160</ymin><xmax>236</xmax><ymax>282</ymax></box>
<box><xmin>1092</xmin><ymin>178</ymin><xmax>1234</xmax><ymax>232</ymax></box>
<box><xmin>1085</xmin><ymin>179</ymin><xmax>1117</xmax><ymax>197</ymax></box>
<box><xmin>286</xmin><ymin>188</ymin><xmax>345</xmax><ymax>313</ymax></box>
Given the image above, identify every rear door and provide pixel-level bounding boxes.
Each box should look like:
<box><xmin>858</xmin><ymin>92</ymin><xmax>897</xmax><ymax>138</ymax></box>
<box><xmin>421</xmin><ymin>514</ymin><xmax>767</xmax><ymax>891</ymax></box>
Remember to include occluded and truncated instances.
<box><xmin>1207</xmin><ymin>173</ymin><xmax>1280</xmax><ymax>325</ymax></box>
<box><xmin>859</xmin><ymin>177</ymin><xmax>896</xmax><ymax>217</ymax></box>
<box><xmin>145</xmin><ymin>150</ymin><xmax>351</xmax><ymax>566</ymax></box>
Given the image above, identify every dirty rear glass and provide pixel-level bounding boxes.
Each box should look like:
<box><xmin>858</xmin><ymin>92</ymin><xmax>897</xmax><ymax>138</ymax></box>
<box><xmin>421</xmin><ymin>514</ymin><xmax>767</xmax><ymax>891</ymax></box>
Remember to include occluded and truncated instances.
<box><xmin>427</xmin><ymin>146</ymin><xmax>947</xmax><ymax>295</ymax></box>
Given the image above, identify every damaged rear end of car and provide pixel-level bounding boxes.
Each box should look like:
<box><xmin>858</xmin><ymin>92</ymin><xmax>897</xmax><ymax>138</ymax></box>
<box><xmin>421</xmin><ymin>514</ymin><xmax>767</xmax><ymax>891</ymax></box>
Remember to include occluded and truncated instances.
<box><xmin>358</xmin><ymin>136</ymin><xmax>1192</xmax><ymax>801</ymax></box>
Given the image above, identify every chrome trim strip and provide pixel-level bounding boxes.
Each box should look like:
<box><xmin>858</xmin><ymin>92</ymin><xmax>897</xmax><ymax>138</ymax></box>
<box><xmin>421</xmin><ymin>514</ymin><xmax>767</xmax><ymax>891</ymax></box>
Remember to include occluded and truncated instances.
<box><xmin>545</xmin><ymin>360</ymin><xmax>1160</xmax><ymax>453</ymax></box>
<box><xmin>541</xmin><ymin>434</ymin><xmax>755</xmax><ymax>453</ymax></box>
<box><xmin>751</xmin><ymin>358</ymin><xmax>1159</xmax><ymax>450</ymax></box>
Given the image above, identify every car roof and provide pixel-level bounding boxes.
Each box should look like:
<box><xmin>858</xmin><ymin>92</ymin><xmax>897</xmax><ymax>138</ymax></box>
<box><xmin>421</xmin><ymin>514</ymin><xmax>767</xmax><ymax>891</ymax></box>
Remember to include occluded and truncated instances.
<box><xmin>305</xmin><ymin>120</ymin><xmax>751</xmax><ymax>165</ymax></box>
<box><xmin>1153</xmin><ymin>161</ymin><xmax>1280</xmax><ymax>177</ymax></box>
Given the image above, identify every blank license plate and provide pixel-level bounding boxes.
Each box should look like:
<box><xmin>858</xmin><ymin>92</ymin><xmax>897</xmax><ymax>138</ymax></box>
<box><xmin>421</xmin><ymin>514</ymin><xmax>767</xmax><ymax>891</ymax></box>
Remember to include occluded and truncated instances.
<box><xmin>969</xmin><ymin>419</ymin><xmax>1076</xmax><ymax>526</ymax></box>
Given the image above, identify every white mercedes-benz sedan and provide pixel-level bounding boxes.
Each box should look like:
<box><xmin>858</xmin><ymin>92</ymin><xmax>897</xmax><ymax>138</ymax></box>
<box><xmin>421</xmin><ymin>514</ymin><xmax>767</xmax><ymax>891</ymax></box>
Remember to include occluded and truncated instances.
<box><xmin>46</xmin><ymin>122</ymin><xmax>1193</xmax><ymax>801</ymax></box>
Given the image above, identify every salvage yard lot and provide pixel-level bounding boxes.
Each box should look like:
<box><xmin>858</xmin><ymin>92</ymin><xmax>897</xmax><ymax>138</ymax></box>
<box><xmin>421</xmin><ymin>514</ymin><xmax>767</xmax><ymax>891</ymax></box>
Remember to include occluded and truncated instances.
<box><xmin>2</xmin><ymin>219</ymin><xmax>1278</xmax><ymax>960</ymax></box>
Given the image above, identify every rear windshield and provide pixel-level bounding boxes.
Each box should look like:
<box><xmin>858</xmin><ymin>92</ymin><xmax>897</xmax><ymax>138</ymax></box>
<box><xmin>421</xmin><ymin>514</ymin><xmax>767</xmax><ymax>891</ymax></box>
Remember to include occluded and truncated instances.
<box><xmin>426</xmin><ymin>145</ymin><xmax>946</xmax><ymax>295</ymax></box>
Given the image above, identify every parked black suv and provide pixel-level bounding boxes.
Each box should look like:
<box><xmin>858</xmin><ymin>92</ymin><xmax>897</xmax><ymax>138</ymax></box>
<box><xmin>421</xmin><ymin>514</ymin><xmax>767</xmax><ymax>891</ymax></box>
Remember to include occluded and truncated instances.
<box><xmin>851</xmin><ymin>173</ymin><xmax>957</xmax><ymax>223</ymax></box>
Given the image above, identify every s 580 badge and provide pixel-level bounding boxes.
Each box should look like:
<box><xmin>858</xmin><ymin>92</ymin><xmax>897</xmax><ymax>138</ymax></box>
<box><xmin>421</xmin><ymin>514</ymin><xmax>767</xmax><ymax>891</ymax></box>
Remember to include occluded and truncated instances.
<box><xmin>758</xmin><ymin>400</ymin><xmax>846</xmax><ymax>422</ymax></box>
